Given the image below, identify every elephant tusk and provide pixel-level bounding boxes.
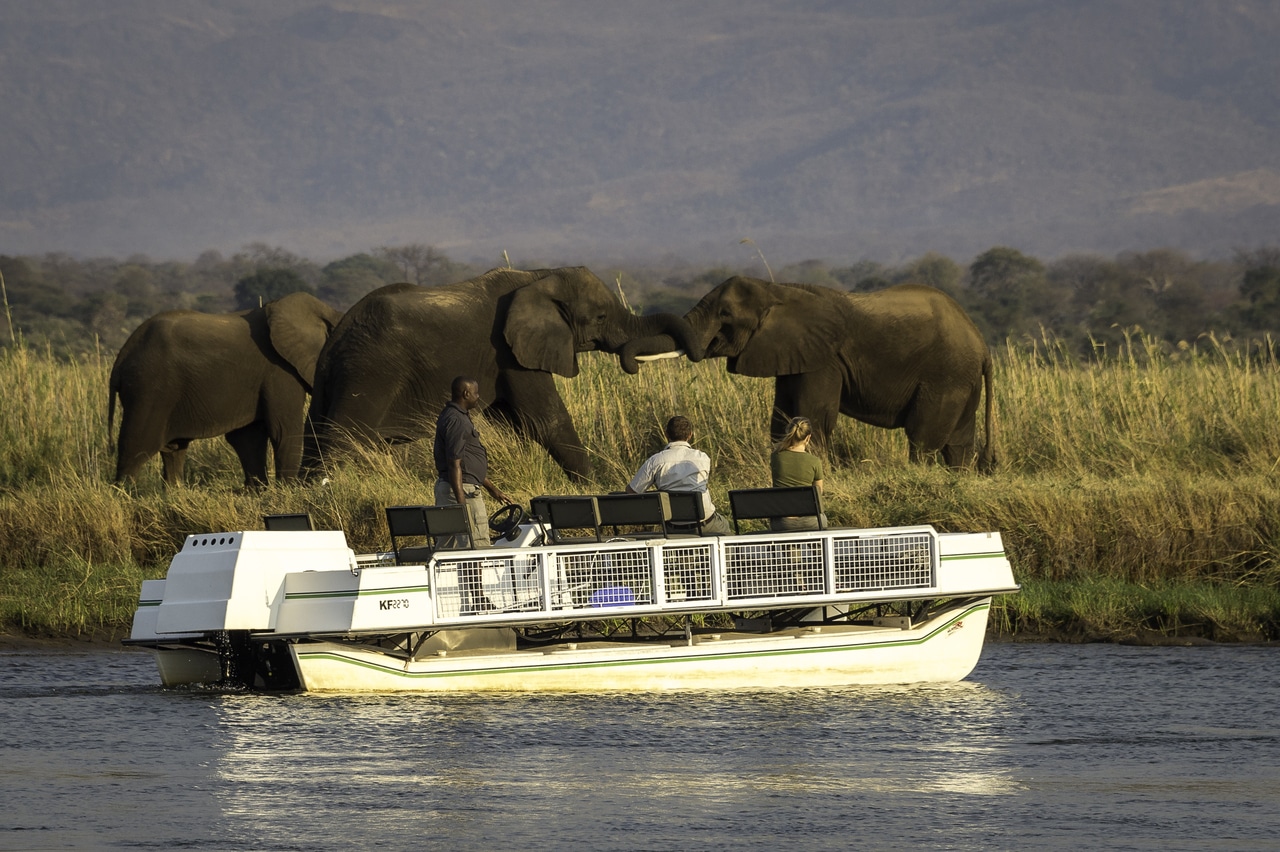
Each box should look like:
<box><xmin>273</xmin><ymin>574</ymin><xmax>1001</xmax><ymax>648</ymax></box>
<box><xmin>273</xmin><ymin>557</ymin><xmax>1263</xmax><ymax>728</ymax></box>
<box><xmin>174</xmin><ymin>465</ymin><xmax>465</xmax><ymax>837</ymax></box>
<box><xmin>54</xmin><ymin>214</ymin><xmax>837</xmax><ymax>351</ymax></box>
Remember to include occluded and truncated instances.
<box><xmin>633</xmin><ymin>349</ymin><xmax>686</xmax><ymax>362</ymax></box>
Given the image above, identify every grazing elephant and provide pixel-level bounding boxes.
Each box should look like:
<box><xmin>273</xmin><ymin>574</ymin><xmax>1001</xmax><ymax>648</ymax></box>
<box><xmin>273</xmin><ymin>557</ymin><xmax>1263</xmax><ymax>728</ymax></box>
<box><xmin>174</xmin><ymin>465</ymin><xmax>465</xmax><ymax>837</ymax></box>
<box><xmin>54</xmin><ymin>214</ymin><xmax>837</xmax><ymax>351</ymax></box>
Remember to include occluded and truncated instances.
<box><xmin>109</xmin><ymin>292</ymin><xmax>343</xmax><ymax>486</ymax></box>
<box><xmin>301</xmin><ymin>267</ymin><xmax>700</xmax><ymax>481</ymax></box>
<box><xmin>622</xmin><ymin>277</ymin><xmax>995</xmax><ymax>469</ymax></box>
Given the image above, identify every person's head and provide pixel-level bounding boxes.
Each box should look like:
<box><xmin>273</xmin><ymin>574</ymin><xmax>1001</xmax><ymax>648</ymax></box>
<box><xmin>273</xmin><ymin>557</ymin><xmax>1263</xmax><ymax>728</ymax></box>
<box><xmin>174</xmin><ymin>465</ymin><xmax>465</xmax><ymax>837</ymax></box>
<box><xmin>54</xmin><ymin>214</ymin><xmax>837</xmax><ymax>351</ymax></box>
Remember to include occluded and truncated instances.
<box><xmin>664</xmin><ymin>415</ymin><xmax>694</xmax><ymax>443</ymax></box>
<box><xmin>450</xmin><ymin>376</ymin><xmax>481</xmax><ymax>410</ymax></box>
<box><xmin>775</xmin><ymin>416</ymin><xmax>813</xmax><ymax>452</ymax></box>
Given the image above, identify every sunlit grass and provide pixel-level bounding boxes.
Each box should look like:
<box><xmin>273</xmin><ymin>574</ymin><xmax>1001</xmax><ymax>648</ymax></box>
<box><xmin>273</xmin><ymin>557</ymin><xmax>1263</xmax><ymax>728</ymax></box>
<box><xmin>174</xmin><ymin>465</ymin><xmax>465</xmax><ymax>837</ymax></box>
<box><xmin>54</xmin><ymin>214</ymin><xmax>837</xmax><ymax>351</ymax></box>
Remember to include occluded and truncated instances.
<box><xmin>1</xmin><ymin>333</ymin><xmax>1278</xmax><ymax>639</ymax></box>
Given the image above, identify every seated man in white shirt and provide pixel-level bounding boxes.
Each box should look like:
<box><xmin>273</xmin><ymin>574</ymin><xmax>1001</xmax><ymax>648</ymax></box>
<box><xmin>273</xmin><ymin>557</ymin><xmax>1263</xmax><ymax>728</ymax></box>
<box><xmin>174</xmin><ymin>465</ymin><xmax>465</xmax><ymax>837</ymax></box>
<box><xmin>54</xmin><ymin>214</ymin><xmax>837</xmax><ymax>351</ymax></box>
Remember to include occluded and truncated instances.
<box><xmin>626</xmin><ymin>415</ymin><xmax>731</xmax><ymax>536</ymax></box>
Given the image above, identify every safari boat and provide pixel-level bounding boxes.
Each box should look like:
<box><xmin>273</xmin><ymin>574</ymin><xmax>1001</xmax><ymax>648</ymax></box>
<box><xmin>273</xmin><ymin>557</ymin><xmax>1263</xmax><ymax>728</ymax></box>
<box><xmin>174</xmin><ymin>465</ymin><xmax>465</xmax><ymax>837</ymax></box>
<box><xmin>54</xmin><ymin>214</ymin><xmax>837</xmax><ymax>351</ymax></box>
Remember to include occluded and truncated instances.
<box><xmin>125</xmin><ymin>487</ymin><xmax>1019</xmax><ymax>692</ymax></box>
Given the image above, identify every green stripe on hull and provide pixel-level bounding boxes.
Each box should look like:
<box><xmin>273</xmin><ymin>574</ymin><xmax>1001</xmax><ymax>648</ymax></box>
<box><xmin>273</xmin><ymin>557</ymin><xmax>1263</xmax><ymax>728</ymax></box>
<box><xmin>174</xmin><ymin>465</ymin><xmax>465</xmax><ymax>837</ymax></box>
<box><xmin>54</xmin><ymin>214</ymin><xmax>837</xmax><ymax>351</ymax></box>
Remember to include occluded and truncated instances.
<box><xmin>294</xmin><ymin>601</ymin><xmax>990</xmax><ymax>682</ymax></box>
<box><xmin>940</xmin><ymin>552</ymin><xmax>1004</xmax><ymax>561</ymax></box>
<box><xmin>285</xmin><ymin>585</ymin><xmax>432</xmax><ymax>601</ymax></box>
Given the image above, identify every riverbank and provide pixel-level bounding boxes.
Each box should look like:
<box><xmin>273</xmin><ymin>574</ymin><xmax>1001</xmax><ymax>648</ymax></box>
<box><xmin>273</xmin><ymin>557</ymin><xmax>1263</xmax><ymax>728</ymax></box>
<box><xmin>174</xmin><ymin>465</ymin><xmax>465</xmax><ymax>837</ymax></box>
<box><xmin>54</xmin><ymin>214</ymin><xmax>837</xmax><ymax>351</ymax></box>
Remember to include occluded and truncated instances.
<box><xmin>2</xmin><ymin>340</ymin><xmax>1278</xmax><ymax>644</ymax></box>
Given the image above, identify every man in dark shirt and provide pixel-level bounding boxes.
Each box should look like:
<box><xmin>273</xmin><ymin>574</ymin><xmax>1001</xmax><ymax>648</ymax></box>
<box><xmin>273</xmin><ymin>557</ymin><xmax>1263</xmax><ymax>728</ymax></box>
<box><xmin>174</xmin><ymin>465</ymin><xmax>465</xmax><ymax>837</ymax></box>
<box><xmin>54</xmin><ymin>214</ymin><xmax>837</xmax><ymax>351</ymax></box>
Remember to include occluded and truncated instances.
<box><xmin>433</xmin><ymin>376</ymin><xmax>511</xmax><ymax>548</ymax></box>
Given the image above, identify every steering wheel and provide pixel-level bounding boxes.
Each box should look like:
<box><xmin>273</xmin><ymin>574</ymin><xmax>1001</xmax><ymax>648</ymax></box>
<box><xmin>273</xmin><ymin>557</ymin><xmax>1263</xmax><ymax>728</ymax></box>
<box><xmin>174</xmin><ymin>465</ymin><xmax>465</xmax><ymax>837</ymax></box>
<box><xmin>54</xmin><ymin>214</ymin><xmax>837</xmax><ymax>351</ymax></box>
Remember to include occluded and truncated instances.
<box><xmin>488</xmin><ymin>503</ymin><xmax>526</xmax><ymax>541</ymax></box>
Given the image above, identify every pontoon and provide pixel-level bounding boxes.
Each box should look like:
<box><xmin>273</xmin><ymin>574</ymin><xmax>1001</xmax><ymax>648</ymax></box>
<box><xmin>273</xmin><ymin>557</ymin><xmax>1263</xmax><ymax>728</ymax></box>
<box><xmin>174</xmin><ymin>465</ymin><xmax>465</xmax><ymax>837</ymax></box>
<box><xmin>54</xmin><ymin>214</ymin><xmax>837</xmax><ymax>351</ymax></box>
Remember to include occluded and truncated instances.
<box><xmin>125</xmin><ymin>488</ymin><xmax>1019</xmax><ymax>692</ymax></box>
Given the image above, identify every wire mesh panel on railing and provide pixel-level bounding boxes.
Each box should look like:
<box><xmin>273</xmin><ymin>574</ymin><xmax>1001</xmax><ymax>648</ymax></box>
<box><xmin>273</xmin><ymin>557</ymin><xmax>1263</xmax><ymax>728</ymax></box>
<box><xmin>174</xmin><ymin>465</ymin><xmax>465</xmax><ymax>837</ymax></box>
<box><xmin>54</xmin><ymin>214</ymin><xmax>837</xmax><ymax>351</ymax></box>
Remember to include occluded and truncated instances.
<box><xmin>832</xmin><ymin>533</ymin><xmax>934</xmax><ymax>592</ymax></box>
<box><xmin>554</xmin><ymin>546</ymin><xmax>654</xmax><ymax>610</ymax></box>
<box><xmin>660</xmin><ymin>542</ymin><xmax>715</xmax><ymax>603</ymax></box>
<box><xmin>433</xmin><ymin>553</ymin><xmax>543</xmax><ymax>617</ymax></box>
<box><xmin>723</xmin><ymin>538</ymin><xmax>825</xmax><ymax>600</ymax></box>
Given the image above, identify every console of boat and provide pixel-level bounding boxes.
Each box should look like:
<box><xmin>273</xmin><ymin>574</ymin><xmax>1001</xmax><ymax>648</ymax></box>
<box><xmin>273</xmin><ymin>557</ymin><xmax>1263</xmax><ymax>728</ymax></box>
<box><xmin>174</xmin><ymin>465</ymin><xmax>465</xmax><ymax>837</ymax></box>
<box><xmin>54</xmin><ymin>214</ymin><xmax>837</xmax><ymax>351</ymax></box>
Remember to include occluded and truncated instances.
<box><xmin>125</xmin><ymin>487</ymin><xmax>1019</xmax><ymax>692</ymax></box>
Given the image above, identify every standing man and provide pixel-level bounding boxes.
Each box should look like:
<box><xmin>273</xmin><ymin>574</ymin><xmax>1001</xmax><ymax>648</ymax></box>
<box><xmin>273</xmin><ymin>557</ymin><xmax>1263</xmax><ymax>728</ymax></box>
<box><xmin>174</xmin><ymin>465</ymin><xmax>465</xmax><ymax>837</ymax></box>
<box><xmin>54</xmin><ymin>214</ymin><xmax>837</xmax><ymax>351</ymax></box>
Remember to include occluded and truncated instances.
<box><xmin>434</xmin><ymin>376</ymin><xmax>511</xmax><ymax>548</ymax></box>
<box><xmin>626</xmin><ymin>415</ymin><xmax>731</xmax><ymax>536</ymax></box>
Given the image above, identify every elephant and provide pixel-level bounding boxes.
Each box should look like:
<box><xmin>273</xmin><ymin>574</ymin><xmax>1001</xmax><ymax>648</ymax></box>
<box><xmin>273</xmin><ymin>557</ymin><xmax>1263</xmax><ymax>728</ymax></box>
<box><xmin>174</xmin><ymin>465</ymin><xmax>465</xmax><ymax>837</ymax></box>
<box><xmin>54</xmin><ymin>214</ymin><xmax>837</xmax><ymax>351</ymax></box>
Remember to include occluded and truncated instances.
<box><xmin>109</xmin><ymin>291</ymin><xmax>344</xmax><ymax>486</ymax></box>
<box><xmin>301</xmin><ymin>266</ymin><xmax>700</xmax><ymax>481</ymax></box>
<box><xmin>621</xmin><ymin>277</ymin><xmax>995</xmax><ymax>469</ymax></box>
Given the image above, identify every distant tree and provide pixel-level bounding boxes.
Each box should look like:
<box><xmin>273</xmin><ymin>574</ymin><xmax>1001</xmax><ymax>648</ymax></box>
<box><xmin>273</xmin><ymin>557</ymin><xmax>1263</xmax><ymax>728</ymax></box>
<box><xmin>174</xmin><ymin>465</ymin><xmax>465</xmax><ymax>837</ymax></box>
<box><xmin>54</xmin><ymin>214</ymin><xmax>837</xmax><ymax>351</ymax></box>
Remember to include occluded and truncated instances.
<box><xmin>896</xmin><ymin>252</ymin><xmax>963</xmax><ymax>297</ymax></box>
<box><xmin>112</xmin><ymin>264</ymin><xmax>157</xmax><ymax>317</ymax></box>
<box><xmin>229</xmin><ymin>244</ymin><xmax>321</xmax><ymax>289</ymax></box>
<box><xmin>831</xmin><ymin>260</ymin><xmax>889</xmax><ymax>290</ymax></box>
<box><xmin>319</xmin><ymin>253</ymin><xmax>401</xmax><ymax>308</ymax></box>
<box><xmin>0</xmin><ymin>255</ymin><xmax>72</xmax><ymax>321</ymax></box>
<box><xmin>79</xmin><ymin>291</ymin><xmax>131</xmax><ymax>349</ymax></box>
<box><xmin>374</xmin><ymin>244</ymin><xmax>468</xmax><ymax>287</ymax></box>
<box><xmin>1238</xmin><ymin>265</ymin><xmax>1280</xmax><ymax>332</ymax></box>
<box><xmin>777</xmin><ymin>259</ymin><xmax>840</xmax><ymax>287</ymax></box>
<box><xmin>233</xmin><ymin>268</ymin><xmax>313</xmax><ymax>310</ymax></box>
<box><xmin>966</xmin><ymin>247</ymin><xmax>1054</xmax><ymax>342</ymax></box>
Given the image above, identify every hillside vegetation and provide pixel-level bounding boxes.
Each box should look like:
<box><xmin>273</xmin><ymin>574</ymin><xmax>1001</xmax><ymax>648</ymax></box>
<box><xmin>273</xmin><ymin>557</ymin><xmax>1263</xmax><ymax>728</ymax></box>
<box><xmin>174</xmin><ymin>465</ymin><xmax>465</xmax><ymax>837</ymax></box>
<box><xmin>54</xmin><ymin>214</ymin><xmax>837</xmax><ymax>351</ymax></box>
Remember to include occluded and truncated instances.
<box><xmin>1</xmin><ymin>334</ymin><xmax>1278</xmax><ymax>643</ymax></box>
<box><xmin>3</xmin><ymin>2</ymin><xmax>1280</xmax><ymax>260</ymax></box>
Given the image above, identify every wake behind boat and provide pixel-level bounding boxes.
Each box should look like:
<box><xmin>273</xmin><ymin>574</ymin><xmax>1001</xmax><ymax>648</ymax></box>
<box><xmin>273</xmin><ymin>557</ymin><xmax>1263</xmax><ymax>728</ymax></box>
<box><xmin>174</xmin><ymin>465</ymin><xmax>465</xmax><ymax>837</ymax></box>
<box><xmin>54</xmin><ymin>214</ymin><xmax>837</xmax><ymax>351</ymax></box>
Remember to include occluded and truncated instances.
<box><xmin>126</xmin><ymin>487</ymin><xmax>1019</xmax><ymax>692</ymax></box>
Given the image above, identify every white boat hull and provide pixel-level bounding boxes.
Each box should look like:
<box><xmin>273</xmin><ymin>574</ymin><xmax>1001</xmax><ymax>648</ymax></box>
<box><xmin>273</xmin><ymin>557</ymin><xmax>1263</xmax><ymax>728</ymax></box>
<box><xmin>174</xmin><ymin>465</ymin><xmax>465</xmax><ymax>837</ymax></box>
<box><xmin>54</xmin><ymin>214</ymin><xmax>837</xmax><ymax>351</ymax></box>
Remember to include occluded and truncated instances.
<box><xmin>290</xmin><ymin>600</ymin><xmax>992</xmax><ymax>692</ymax></box>
<box><xmin>129</xmin><ymin>520</ymin><xmax>1016</xmax><ymax>692</ymax></box>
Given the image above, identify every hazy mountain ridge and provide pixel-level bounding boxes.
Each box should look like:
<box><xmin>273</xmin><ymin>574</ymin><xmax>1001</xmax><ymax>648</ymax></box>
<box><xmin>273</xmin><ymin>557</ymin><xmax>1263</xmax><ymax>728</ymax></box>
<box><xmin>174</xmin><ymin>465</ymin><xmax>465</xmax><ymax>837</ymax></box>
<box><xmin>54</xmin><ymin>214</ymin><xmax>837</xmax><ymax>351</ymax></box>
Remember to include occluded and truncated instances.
<box><xmin>2</xmin><ymin>0</ymin><xmax>1279</xmax><ymax>264</ymax></box>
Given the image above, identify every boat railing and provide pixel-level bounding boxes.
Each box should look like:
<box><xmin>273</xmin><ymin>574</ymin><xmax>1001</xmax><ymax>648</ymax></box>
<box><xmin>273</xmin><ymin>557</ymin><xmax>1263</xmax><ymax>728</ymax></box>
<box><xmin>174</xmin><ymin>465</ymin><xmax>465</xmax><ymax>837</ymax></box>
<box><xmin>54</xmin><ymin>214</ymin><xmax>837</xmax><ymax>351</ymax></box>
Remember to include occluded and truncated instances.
<box><xmin>414</xmin><ymin>525</ymin><xmax>939</xmax><ymax>625</ymax></box>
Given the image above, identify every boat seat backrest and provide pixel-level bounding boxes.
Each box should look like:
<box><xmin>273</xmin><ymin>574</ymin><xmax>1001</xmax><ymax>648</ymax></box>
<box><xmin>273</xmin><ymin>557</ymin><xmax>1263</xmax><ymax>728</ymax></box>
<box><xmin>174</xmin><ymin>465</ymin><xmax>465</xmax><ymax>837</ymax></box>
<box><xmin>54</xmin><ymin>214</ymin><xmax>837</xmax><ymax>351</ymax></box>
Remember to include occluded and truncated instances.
<box><xmin>662</xmin><ymin>491</ymin><xmax>705</xmax><ymax>535</ymax></box>
<box><xmin>385</xmin><ymin>504</ymin><xmax>475</xmax><ymax>565</ymax></box>
<box><xmin>596</xmin><ymin>492</ymin><xmax>671</xmax><ymax>537</ymax></box>
<box><xmin>727</xmin><ymin>486</ymin><xmax>825</xmax><ymax>534</ymax></box>
<box><xmin>263</xmin><ymin>512</ymin><xmax>313</xmax><ymax>531</ymax></box>
<box><xmin>529</xmin><ymin>496</ymin><xmax>554</xmax><ymax>522</ymax></box>
<box><xmin>422</xmin><ymin>504</ymin><xmax>473</xmax><ymax>542</ymax></box>
<box><xmin>544</xmin><ymin>496</ymin><xmax>602</xmax><ymax>542</ymax></box>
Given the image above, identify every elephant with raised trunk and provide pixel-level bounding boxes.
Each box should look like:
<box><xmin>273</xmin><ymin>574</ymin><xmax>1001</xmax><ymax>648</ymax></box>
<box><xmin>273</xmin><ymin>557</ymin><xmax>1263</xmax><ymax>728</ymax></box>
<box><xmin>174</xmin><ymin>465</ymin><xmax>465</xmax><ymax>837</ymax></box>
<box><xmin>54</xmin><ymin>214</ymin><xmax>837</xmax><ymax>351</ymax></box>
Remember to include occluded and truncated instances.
<box><xmin>302</xmin><ymin>267</ymin><xmax>700</xmax><ymax>481</ymax></box>
<box><xmin>109</xmin><ymin>291</ymin><xmax>344</xmax><ymax>487</ymax></box>
<box><xmin>622</xmin><ymin>277</ymin><xmax>995</xmax><ymax>469</ymax></box>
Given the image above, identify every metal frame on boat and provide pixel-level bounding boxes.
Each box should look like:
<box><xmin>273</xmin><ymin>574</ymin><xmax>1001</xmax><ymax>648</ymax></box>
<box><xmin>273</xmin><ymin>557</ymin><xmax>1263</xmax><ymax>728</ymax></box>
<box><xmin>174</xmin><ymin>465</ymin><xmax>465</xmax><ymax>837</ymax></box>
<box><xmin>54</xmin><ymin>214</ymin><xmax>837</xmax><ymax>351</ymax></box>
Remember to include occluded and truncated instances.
<box><xmin>126</xmin><ymin>490</ymin><xmax>1019</xmax><ymax>692</ymax></box>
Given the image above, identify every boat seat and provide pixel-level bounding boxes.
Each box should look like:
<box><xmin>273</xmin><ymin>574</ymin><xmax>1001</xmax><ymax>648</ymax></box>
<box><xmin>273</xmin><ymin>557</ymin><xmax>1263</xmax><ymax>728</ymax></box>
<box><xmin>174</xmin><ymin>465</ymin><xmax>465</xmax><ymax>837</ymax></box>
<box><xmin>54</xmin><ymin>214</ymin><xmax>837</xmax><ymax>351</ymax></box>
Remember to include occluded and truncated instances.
<box><xmin>727</xmin><ymin>486</ymin><xmax>826</xmax><ymax>534</ymax></box>
<box><xmin>543</xmin><ymin>496</ymin><xmax>602</xmax><ymax>543</ymax></box>
<box><xmin>662</xmin><ymin>491</ymin><xmax>705</xmax><ymax>536</ymax></box>
<box><xmin>529</xmin><ymin>496</ymin><xmax>554</xmax><ymax>523</ymax></box>
<box><xmin>595</xmin><ymin>492</ymin><xmax>671</xmax><ymax>538</ymax></box>
<box><xmin>263</xmin><ymin>512</ymin><xmax>312</xmax><ymax>531</ymax></box>
<box><xmin>385</xmin><ymin>504</ymin><xmax>475</xmax><ymax>565</ymax></box>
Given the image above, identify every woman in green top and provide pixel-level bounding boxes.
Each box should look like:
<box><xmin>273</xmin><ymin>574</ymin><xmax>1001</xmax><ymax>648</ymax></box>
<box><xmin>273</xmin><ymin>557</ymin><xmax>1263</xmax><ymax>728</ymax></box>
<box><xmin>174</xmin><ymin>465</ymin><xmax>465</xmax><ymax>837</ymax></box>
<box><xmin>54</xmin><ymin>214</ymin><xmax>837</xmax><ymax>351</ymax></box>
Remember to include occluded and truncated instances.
<box><xmin>769</xmin><ymin>416</ymin><xmax>827</xmax><ymax>531</ymax></box>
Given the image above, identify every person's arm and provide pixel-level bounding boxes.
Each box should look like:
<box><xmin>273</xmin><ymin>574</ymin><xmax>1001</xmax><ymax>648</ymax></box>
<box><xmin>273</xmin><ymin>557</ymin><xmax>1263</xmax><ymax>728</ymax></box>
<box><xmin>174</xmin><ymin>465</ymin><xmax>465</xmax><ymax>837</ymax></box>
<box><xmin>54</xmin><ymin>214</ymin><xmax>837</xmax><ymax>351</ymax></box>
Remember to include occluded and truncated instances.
<box><xmin>626</xmin><ymin>456</ymin><xmax>655</xmax><ymax>493</ymax></box>
<box><xmin>482</xmin><ymin>476</ymin><xmax>510</xmax><ymax>505</ymax></box>
<box><xmin>448</xmin><ymin>458</ymin><xmax>467</xmax><ymax>504</ymax></box>
<box><xmin>813</xmin><ymin>478</ymin><xmax>824</xmax><ymax>494</ymax></box>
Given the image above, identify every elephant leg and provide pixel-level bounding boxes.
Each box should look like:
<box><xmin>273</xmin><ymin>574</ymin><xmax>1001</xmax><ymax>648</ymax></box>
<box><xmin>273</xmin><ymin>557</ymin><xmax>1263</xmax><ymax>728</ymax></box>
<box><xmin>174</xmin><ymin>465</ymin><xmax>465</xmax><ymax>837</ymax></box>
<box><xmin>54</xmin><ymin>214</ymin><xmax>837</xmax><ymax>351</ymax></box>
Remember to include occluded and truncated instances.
<box><xmin>262</xmin><ymin>386</ymin><xmax>307</xmax><ymax>482</ymax></box>
<box><xmin>906</xmin><ymin>385</ymin><xmax>979</xmax><ymax>469</ymax></box>
<box><xmin>159</xmin><ymin>440</ymin><xmax>190</xmax><ymax>485</ymax></box>
<box><xmin>226</xmin><ymin>423</ymin><xmax>270</xmax><ymax>488</ymax></box>
<box><xmin>271</xmin><ymin>430</ymin><xmax>304</xmax><ymax>482</ymax></box>
<box><xmin>775</xmin><ymin>371</ymin><xmax>841</xmax><ymax>450</ymax></box>
<box><xmin>940</xmin><ymin>390</ymin><xmax>982</xmax><ymax>469</ymax></box>
<box><xmin>114</xmin><ymin>406</ymin><xmax>170</xmax><ymax>481</ymax></box>
<box><xmin>495</xmin><ymin>371</ymin><xmax>591</xmax><ymax>481</ymax></box>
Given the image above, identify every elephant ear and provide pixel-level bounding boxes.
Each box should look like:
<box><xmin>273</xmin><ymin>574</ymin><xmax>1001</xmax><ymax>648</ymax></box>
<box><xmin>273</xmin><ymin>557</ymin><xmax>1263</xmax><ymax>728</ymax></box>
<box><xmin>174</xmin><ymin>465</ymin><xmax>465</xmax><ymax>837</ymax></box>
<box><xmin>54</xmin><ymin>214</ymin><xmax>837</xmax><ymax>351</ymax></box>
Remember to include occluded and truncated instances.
<box><xmin>504</xmin><ymin>275</ymin><xmax>578</xmax><ymax>377</ymax></box>
<box><xmin>731</xmin><ymin>286</ymin><xmax>846</xmax><ymax>377</ymax></box>
<box><xmin>265</xmin><ymin>293</ymin><xmax>342</xmax><ymax>390</ymax></box>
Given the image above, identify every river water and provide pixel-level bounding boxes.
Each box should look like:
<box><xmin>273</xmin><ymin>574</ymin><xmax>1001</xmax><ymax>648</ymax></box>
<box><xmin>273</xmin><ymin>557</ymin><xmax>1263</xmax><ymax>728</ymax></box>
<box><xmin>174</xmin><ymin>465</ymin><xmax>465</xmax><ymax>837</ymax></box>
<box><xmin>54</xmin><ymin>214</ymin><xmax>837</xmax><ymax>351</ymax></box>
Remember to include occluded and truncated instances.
<box><xmin>2</xmin><ymin>641</ymin><xmax>1277</xmax><ymax>851</ymax></box>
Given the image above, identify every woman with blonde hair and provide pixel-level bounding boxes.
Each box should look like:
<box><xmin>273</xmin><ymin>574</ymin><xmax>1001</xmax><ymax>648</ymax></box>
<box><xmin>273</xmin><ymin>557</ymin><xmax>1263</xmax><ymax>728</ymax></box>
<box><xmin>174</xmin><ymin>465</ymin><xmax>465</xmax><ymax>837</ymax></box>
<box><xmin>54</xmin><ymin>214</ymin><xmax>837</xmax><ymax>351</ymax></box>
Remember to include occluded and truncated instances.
<box><xmin>769</xmin><ymin>416</ymin><xmax>826</xmax><ymax>531</ymax></box>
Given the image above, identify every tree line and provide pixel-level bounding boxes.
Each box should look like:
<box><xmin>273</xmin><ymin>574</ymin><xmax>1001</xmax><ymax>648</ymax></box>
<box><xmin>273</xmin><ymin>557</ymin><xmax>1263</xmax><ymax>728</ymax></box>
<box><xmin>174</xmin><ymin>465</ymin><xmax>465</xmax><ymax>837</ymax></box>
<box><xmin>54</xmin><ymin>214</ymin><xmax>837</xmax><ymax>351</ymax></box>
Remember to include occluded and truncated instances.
<box><xmin>2</xmin><ymin>242</ymin><xmax>1278</xmax><ymax>360</ymax></box>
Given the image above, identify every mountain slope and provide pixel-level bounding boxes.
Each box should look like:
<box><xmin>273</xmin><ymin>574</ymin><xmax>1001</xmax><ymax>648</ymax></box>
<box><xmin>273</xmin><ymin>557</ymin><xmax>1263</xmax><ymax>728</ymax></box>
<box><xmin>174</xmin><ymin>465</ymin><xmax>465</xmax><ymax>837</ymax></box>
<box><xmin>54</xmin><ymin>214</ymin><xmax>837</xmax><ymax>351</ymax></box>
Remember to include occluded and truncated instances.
<box><xmin>2</xmin><ymin>0</ymin><xmax>1278</xmax><ymax>263</ymax></box>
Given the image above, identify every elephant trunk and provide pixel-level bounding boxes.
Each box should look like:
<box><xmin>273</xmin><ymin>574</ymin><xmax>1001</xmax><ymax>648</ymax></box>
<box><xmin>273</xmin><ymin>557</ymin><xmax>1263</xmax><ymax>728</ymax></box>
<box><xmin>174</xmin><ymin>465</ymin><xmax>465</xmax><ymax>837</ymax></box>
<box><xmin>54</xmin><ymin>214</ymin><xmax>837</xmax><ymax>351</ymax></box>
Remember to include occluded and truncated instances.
<box><xmin>615</xmin><ymin>311</ymin><xmax>704</xmax><ymax>374</ymax></box>
<box><xmin>616</xmin><ymin>310</ymin><xmax>707</xmax><ymax>374</ymax></box>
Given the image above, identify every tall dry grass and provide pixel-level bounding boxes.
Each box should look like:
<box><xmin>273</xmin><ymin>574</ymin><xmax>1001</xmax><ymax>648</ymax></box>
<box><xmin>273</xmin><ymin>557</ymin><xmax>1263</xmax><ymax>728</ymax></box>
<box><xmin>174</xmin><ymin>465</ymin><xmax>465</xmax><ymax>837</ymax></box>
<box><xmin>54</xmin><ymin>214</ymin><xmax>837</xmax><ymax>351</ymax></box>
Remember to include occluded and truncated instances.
<box><xmin>1</xmin><ymin>333</ymin><xmax>1278</xmax><ymax>638</ymax></box>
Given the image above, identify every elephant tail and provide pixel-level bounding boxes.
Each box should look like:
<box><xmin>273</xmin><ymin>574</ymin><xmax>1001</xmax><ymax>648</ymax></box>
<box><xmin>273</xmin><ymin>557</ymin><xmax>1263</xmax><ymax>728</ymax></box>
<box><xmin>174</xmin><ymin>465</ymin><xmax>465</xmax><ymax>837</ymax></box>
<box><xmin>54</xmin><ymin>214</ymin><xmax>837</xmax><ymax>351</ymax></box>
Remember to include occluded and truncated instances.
<box><xmin>107</xmin><ymin>370</ymin><xmax>119</xmax><ymax>452</ymax></box>
<box><xmin>977</xmin><ymin>351</ymin><xmax>997</xmax><ymax>472</ymax></box>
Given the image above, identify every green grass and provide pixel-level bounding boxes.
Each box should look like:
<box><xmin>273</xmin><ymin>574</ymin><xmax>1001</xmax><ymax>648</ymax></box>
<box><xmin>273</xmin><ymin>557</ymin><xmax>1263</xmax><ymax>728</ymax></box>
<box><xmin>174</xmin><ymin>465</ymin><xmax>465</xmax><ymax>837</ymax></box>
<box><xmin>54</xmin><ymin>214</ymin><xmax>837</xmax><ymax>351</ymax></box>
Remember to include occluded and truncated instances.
<box><xmin>1</xmin><ymin>332</ymin><xmax>1278</xmax><ymax>641</ymax></box>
